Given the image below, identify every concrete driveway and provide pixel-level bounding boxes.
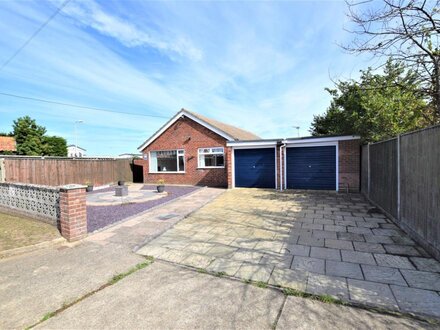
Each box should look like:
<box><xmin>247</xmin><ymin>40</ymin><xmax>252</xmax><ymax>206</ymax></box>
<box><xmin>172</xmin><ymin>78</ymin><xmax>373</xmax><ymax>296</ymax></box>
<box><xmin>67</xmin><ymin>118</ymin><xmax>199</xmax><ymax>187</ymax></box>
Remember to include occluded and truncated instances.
<box><xmin>137</xmin><ymin>189</ymin><xmax>440</xmax><ymax>318</ymax></box>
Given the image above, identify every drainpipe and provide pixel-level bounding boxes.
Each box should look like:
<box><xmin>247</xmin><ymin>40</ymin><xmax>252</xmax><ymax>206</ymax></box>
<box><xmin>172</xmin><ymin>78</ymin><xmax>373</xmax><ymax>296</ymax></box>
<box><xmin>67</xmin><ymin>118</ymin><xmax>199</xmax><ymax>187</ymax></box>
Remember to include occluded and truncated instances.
<box><xmin>279</xmin><ymin>142</ymin><xmax>286</xmax><ymax>191</ymax></box>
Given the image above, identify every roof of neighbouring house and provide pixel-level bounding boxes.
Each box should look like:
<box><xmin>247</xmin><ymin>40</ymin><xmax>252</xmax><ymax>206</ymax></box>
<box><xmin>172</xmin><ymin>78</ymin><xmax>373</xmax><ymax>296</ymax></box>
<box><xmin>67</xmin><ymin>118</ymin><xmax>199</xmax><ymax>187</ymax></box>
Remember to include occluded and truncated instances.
<box><xmin>138</xmin><ymin>109</ymin><xmax>260</xmax><ymax>150</ymax></box>
<box><xmin>0</xmin><ymin>136</ymin><xmax>16</xmax><ymax>151</ymax></box>
<box><xmin>67</xmin><ymin>145</ymin><xmax>87</xmax><ymax>151</ymax></box>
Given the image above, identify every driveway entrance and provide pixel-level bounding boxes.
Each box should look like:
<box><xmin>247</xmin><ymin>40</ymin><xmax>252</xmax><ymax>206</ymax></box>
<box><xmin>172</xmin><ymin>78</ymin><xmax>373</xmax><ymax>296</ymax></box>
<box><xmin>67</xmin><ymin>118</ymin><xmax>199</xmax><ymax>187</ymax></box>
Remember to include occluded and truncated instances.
<box><xmin>137</xmin><ymin>189</ymin><xmax>440</xmax><ymax>318</ymax></box>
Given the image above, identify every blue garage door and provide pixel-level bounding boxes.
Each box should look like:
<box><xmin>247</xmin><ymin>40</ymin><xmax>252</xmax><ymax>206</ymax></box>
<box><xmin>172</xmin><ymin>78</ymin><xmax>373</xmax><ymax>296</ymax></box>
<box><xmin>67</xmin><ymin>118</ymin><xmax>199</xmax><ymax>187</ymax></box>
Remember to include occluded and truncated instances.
<box><xmin>286</xmin><ymin>146</ymin><xmax>336</xmax><ymax>190</ymax></box>
<box><xmin>235</xmin><ymin>148</ymin><xmax>275</xmax><ymax>188</ymax></box>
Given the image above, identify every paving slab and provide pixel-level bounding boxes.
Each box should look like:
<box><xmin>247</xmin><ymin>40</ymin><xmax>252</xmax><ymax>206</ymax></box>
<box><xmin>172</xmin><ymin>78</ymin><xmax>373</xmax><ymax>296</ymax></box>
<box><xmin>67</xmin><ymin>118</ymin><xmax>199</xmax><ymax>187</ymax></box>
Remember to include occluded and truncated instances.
<box><xmin>361</xmin><ymin>265</ymin><xmax>407</xmax><ymax>286</ymax></box>
<box><xmin>410</xmin><ymin>257</ymin><xmax>440</xmax><ymax>273</ymax></box>
<box><xmin>277</xmin><ymin>295</ymin><xmax>432</xmax><ymax>330</ymax></box>
<box><xmin>282</xmin><ymin>243</ymin><xmax>310</xmax><ymax>257</ymax></box>
<box><xmin>235</xmin><ymin>263</ymin><xmax>274</xmax><ymax>282</ymax></box>
<box><xmin>306</xmin><ymin>273</ymin><xmax>349</xmax><ymax>300</ymax></box>
<box><xmin>291</xmin><ymin>256</ymin><xmax>325</xmax><ymax>274</ymax></box>
<box><xmin>391</xmin><ymin>285</ymin><xmax>440</xmax><ymax>318</ymax></box>
<box><xmin>384</xmin><ymin>244</ymin><xmax>421</xmax><ymax>257</ymax></box>
<box><xmin>347</xmin><ymin>279</ymin><xmax>398</xmax><ymax>310</ymax></box>
<box><xmin>310</xmin><ymin>247</ymin><xmax>341</xmax><ymax>261</ymax></box>
<box><xmin>341</xmin><ymin>250</ymin><xmax>376</xmax><ymax>265</ymax></box>
<box><xmin>268</xmin><ymin>267</ymin><xmax>308</xmax><ymax>291</ymax></box>
<box><xmin>325</xmin><ymin>260</ymin><xmax>363</xmax><ymax>280</ymax></box>
<box><xmin>353</xmin><ymin>241</ymin><xmax>386</xmax><ymax>254</ymax></box>
<box><xmin>205</xmin><ymin>258</ymin><xmax>243</xmax><ymax>276</ymax></box>
<box><xmin>374</xmin><ymin>254</ymin><xmax>415</xmax><ymax>270</ymax></box>
<box><xmin>37</xmin><ymin>262</ymin><xmax>284</xmax><ymax>329</ymax></box>
<box><xmin>325</xmin><ymin>239</ymin><xmax>354</xmax><ymax>251</ymax></box>
<box><xmin>400</xmin><ymin>269</ymin><xmax>440</xmax><ymax>291</ymax></box>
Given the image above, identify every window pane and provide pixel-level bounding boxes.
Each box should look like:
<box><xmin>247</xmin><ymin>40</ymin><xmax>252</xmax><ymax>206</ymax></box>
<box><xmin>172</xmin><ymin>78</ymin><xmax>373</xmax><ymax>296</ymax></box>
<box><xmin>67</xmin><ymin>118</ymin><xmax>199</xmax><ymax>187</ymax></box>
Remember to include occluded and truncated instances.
<box><xmin>157</xmin><ymin>151</ymin><xmax>177</xmax><ymax>172</ymax></box>
<box><xmin>212</xmin><ymin>148</ymin><xmax>224</xmax><ymax>153</ymax></box>
<box><xmin>178</xmin><ymin>155</ymin><xmax>185</xmax><ymax>171</ymax></box>
<box><xmin>216</xmin><ymin>155</ymin><xmax>224</xmax><ymax>166</ymax></box>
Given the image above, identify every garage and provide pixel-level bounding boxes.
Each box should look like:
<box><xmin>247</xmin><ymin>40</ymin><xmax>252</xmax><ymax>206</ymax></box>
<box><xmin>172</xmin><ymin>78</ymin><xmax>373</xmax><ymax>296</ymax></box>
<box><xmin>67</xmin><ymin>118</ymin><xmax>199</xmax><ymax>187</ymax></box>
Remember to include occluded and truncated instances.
<box><xmin>286</xmin><ymin>145</ymin><xmax>336</xmax><ymax>190</ymax></box>
<box><xmin>234</xmin><ymin>148</ymin><xmax>276</xmax><ymax>188</ymax></box>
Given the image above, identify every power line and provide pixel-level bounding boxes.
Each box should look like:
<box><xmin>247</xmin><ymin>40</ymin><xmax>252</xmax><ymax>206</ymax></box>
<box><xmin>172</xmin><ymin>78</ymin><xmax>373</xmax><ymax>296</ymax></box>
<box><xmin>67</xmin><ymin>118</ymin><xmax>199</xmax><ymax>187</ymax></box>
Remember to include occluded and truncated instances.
<box><xmin>0</xmin><ymin>91</ymin><xmax>170</xmax><ymax>119</ymax></box>
<box><xmin>0</xmin><ymin>0</ymin><xmax>72</xmax><ymax>72</ymax></box>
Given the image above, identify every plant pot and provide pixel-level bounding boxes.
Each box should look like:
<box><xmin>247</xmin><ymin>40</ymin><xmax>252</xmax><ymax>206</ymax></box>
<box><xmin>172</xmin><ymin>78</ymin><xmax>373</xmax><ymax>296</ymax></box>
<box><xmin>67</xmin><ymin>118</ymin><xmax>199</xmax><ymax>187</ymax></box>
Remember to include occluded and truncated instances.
<box><xmin>118</xmin><ymin>180</ymin><xmax>125</xmax><ymax>186</ymax></box>
<box><xmin>157</xmin><ymin>185</ymin><xmax>165</xmax><ymax>193</ymax></box>
<box><xmin>86</xmin><ymin>185</ymin><xmax>94</xmax><ymax>192</ymax></box>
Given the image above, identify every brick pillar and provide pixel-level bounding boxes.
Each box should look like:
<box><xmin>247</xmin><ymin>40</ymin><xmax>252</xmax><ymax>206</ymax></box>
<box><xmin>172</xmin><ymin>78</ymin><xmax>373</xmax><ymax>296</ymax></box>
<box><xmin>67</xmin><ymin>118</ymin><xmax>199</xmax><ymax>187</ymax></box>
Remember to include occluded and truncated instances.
<box><xmin>59</xmin><ymin>184</ymin><xmax>87</xmax><ymax>242</ymax></box>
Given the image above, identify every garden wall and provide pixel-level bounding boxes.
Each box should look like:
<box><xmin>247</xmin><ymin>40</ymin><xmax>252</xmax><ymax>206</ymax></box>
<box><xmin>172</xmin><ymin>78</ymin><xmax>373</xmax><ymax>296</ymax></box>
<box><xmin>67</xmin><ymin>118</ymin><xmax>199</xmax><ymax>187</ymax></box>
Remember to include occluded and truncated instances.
<box><xmin>0</xmin><ymin>156</ymin><xmax>132</xmax><ymax>186</ymax></box>
<box><xmin>0</xmin><ymin>182</ymin><xmax>60</xmax><ymax>225</ymax></box>
<box><xmin>0</xmin><ymin>182</ymin><xmax>87</xmax><ymax>242</ymax></box>
<box><xmin>361</xmin><ymin>125</ymin><xmax>440</xmax><ymax>260</ymax></box>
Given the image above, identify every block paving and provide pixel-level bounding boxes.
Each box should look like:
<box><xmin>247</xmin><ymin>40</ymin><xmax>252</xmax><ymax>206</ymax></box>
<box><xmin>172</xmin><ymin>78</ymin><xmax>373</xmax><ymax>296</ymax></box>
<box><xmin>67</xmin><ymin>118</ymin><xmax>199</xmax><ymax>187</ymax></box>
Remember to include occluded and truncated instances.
<box><xmin>137</xmin><ymin>189</ymin><xmax>440</xmax><ymax>318</ymax></box>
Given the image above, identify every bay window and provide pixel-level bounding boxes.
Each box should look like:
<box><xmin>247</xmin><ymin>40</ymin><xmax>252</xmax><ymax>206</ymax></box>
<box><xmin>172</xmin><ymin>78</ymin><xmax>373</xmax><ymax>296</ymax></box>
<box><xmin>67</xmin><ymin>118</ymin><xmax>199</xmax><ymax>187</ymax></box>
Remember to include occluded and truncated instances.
<box><xmin>198</xmin><ymin>147</ymin><xmax>225</xmax><ymax>168</ymax></box>
<box><xmin>150</xmin><ymin>150</ymin><xmax>185</xmax><ymax>173</ymax></box>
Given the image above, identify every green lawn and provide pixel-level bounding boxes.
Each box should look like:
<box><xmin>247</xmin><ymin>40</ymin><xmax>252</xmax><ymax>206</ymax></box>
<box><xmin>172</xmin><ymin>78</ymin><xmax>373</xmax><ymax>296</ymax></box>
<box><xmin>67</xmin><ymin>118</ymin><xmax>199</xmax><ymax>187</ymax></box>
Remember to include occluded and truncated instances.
<box><xmin>0</xmin><ymin>212</ymin><xmax>61</xmax><ymax>251</ymax></box>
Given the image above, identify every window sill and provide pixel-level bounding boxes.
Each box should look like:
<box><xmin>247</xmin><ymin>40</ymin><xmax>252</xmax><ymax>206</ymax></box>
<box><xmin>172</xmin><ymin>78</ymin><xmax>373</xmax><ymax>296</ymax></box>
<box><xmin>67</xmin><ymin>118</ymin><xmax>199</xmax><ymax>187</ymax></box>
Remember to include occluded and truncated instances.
<box><xmin>197</xmin><ymin>167</ymin><xmax>225</xmax><ymax>169</ymax></box>
<box><xmin>148</xmin><ymin>172</ymin><xmax>186</xmax><ymax>174</ymax></box>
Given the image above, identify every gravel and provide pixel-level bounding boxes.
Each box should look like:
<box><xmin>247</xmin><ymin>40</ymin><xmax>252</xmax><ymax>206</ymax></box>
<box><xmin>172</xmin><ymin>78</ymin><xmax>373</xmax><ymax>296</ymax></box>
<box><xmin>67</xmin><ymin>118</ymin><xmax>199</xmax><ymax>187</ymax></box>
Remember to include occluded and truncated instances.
<box><xmin>87</xmin><ymin>185</ymin><xmax>200</xmax><ymax>232</ymax></box>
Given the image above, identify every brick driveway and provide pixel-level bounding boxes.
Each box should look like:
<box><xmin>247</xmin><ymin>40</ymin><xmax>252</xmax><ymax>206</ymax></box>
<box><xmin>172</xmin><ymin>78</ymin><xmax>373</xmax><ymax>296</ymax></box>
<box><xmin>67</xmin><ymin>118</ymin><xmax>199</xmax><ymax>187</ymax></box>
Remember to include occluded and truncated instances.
<box><xmin>137</xmin><ymin>189</ymin><xmax>440</xmax><ymax>318</ymax></box>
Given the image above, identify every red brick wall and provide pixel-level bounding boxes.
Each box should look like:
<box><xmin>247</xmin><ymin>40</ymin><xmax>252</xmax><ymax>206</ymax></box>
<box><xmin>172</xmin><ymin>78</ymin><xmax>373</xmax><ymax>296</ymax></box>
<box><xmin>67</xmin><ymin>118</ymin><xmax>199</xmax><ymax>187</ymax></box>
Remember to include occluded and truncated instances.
<box><xmin>338</xmin><ymin>140</ymin><xmax>360</xmax><ymax>192</ymax></box>
<box><xmin>141</xmin><ymin>117</ymin><xmax>229</xmax><ymax>187</ymax></box>
<box><xmin>59</xmin><ymin>186</ymin><xmax>87</xmax><ymax>241</ymax></box>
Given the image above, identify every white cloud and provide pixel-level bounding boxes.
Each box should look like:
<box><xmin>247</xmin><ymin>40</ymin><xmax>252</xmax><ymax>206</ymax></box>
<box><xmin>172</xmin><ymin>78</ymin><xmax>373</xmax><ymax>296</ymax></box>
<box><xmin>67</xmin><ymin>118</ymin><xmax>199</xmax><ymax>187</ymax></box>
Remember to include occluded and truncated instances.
<box><xmin>61</xmin><ymin>0</ymin><xmax>202</xmax><ymax>61</ymax></box>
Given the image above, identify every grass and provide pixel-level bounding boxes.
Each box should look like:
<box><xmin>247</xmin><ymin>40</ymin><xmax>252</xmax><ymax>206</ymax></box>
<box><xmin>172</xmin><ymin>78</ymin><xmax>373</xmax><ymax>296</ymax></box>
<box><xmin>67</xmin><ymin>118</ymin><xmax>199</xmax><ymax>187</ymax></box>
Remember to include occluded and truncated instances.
<box><xmin>0</xmin><ymin>212</ymin><xmax>61</xmax><ymax>252</ymax></box>
<box><xmin>283</xmin><ymin>287</ymin><xmax>344</xmax><ymax>305</ymax></box>
<box><xmin>26</xmin><ymin>257</ymin><xmax>154</xmax><ymax>329</ymax></box>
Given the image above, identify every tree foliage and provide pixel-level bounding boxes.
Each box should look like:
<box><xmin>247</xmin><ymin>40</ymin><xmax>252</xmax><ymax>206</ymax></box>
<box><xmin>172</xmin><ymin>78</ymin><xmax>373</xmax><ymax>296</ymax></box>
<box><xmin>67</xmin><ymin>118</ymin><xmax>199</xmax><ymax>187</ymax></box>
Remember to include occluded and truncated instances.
<box><xmin>343</xmin><ymin>0</ymin><xmax>440</xmax><ymax>123</ymax></box>
<box><xmin>310</xmin><ymin>60</ymin><xmax>428</xmax><ymax>142</ymax></box>
<box><xmin>11</xmin><ymin>116</ymin><xmax>67</xmax><ymax>156</ymax></box>
<box><xmin>13</xmin><ymin>116</ymin><xmax>46</xmax><ymax>155</ymax></box>
<box><xmin>43</xmin><ymin>136</ymin><xmax>67</xmax><ymax>157</ymax></box>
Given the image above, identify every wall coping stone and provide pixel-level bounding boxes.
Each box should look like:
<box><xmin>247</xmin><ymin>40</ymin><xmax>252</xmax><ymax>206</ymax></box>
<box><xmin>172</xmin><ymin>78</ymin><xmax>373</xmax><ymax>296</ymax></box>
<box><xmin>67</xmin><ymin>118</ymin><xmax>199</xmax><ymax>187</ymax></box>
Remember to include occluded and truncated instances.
<box><xmin>59</xmin><ymin>184</ymin><xmax>87</xmax><ymax>192</ymax></box>
<box><xmin>0</xmin><ymin>181</ymin><xmax>60</xmax><ymax>192</ymax></box>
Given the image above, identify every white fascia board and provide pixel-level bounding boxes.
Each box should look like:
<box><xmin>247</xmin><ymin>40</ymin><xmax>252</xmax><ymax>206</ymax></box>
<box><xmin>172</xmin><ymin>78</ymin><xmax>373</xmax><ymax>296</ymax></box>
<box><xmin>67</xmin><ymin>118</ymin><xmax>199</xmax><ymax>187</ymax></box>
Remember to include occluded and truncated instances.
<box><xmin>138</xmin><ymin>110</ymin><xmax>235</xmax><ymax>151</ymax></box>
<box><xmin>226</xmin><ymin>141</ymin><xmax>278</xmax><ymax>148</ymax></box>
<box><xmin>283</xmin><ymin>135</ymin><xmax>360</xmax><ymax>145</ymax></box>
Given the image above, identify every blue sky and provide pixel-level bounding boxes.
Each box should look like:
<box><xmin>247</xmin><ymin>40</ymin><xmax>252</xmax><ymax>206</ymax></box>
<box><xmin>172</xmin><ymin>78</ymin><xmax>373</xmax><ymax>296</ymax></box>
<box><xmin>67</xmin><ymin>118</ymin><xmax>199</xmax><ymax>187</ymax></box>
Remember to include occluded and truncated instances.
<box><xmin>0</xmin><ymin>0</ymin><xmax>372</xmax><ymax>156</ymax></box>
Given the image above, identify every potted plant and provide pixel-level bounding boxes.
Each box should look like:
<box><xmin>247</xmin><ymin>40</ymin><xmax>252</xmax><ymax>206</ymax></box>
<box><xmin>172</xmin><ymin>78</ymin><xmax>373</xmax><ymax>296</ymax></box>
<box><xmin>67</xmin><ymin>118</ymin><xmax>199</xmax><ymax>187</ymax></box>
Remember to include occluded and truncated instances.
<box><xmin>118</xmin><ymin>180</ymin><xmax>125</xmax><ymax>186</ymax></box>
<box><xmin>85</xmin><ymin>181</ymin><xmax>94</xmax><ymax>192</ymax></box>
<box><xmin>157</xmin><ymin>179</ymin><xmax>165</xmax><ymax>193</ymax></box>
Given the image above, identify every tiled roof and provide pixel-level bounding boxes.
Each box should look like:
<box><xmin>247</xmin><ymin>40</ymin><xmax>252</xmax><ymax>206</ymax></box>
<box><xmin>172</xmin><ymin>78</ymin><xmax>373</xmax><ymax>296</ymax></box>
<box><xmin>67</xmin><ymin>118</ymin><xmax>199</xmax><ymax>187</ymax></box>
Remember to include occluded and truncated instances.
<box><xmin>0</xmin><ymin>136</ymin><xmax>16</xmax><ymax>151</ymax></box>
<box><xmin>183</xmin><ymin>109</ymin><xmax>260</xmax><ymax>140</ymax></box>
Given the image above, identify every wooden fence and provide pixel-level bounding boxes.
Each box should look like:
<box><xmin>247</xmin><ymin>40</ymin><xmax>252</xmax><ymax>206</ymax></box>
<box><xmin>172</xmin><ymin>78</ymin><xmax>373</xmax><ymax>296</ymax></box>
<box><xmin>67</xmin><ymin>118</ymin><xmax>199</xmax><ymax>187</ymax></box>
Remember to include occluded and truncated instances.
<box><xmin>361</xmin><ymin>125</ymin><xmax>440</xmax><ymax>260</ymax></box>
<box><xmin>0</xmin><ymin>156</ymin><xmax>134</xmax><ymax>186</ymax></box>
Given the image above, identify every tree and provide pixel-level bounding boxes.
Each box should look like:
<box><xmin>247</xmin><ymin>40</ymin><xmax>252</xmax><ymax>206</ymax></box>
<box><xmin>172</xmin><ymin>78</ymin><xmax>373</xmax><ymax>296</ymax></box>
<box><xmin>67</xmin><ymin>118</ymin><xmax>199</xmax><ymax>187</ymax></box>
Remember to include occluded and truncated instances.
<box><xmin>12</xmin><ymin>116</ymin><xmax>46</xmax><ymax>155</ymax></box>
<box><xmin>43</xmin><ymin>136</ymin><xmax>67</xmax><ymax>157</ymax></box>
<box><xmin>310</xmin><ymin>60</ymin><xmax>428</xmax><ymax>142</ymax></box>
<box><xmin>343</xmin><ymin>0</ymin><xmax>440</xmax><ymax>123</ymax></box>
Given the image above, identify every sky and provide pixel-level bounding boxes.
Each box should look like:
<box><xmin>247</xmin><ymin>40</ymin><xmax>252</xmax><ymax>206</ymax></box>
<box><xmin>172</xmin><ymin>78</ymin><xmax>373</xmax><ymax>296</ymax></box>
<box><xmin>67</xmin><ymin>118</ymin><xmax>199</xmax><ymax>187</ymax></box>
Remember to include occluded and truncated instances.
<box><xmin>0</xmin><ymin>0</ymin><xmax>373</xmax><ymax>156</ymax></box>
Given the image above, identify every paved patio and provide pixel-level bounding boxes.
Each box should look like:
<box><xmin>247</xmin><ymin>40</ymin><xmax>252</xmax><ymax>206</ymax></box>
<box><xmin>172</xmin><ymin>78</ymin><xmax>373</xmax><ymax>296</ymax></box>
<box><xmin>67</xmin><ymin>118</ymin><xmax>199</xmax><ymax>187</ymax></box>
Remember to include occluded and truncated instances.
<box><xmin>137</xmin><ymin>189</ymin><xmax>440</xmax><ymax>318</ymax></box>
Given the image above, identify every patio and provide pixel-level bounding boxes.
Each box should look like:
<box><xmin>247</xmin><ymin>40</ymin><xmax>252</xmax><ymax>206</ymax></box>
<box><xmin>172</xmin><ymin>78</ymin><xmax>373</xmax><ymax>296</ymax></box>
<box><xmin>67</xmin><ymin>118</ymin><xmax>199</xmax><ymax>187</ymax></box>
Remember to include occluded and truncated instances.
<box><xmin>137</xmin><ymin>188</ymin><xmax>440</xmax><ymax>318</ymax></box>
<box><xmin>86</xmin><ymin>184</ymin><xmax>199</xmax><ymax>232</ymax></box>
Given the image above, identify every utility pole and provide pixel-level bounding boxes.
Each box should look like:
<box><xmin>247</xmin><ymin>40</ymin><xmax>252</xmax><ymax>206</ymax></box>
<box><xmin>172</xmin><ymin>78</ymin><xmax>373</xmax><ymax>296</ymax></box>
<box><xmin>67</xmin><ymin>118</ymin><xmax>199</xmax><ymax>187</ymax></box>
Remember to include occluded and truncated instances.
<box><xmin>74</xmin><ymin>120</ymin><xmax>84</xmax><ymax>157</ymax></box>
<box><xmin>293</xmin><ymin>126</ymin><xmax>300</xmax><ymax>137</ymax></box>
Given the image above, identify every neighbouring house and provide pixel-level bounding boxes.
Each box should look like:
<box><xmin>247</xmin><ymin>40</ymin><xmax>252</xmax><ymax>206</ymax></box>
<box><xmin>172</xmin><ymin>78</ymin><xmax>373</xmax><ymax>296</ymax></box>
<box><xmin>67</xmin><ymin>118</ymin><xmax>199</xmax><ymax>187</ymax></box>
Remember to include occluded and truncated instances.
<box><xmin>118</xmin><ymin>153</ymin><xmax>142</xmax><ymax>158</ymax></box>
<box><xmin>67</xmin><ymin>145</ymin><xmax>86</xmax><ymax>158</ymax></box>
<box><xmin>138</xmin><ymin>109</ymin><xmax>361</xmax><ymax>191</ymax></box>
<box><xmin>0</xmin><ymin>136</ymin><xmax>16</xmax><ymax>153</ymax></box>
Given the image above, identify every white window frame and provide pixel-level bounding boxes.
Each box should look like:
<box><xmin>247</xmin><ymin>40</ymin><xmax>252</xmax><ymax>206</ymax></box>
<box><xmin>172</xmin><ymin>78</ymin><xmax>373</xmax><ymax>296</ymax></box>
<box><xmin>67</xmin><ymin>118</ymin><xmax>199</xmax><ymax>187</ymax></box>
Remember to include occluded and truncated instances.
<box><xmin>198</xmin><ymin>147</ymin><xmax>225</xmax><ymax>169</ymax></box>
<box><xmin>149</xmin><ymin>149</ymin><xmax>185</xmax><ymax>173</ymax></box>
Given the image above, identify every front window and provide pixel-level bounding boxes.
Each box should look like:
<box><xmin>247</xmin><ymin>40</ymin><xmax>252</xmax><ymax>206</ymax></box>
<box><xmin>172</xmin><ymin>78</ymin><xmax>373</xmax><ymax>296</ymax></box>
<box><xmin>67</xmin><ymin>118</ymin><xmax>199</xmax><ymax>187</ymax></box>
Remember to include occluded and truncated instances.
<box><xmin>150</xmin><ymin>150</ymin><xmax>185</xmax><ymax>172</ymax></box>
<box><xmin>198</xmin><ymin>147</ymin><xmax>225</xmax><ymax>168</ymax></box>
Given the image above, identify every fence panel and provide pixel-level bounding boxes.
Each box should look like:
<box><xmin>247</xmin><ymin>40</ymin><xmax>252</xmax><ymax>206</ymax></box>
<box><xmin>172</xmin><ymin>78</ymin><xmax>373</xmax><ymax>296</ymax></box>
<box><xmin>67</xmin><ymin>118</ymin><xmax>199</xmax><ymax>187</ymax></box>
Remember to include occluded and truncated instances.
<box><xmin>1</xmin><ymin>157</ymin><xmax>134</xmax><ymax>186</ymax></box>
<box><xmin>369</xmin><ymin>139</ymin><xmax>398</xmax><ymax>219</ymax></box>
<box><xmin>400</xmin><ymin>126</ymin><xmax>440</xmax><ymax>256</ymax></box>
<box><xmin>361</xmin><ymin>145</ymin><xmax>368</xmax><ymax>194</ymax></box>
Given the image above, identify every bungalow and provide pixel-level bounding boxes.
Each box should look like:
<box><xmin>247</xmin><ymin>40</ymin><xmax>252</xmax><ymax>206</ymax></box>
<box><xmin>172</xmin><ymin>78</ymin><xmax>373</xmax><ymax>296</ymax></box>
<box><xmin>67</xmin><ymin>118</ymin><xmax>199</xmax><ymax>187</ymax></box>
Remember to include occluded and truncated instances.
<box><xmin>138</xmin><ymin>109</ymin><xmax>360</xmax><ymax>191</ymax></box>
<box><xmin>0</xmin><ymin>136</ymin><xmax>16</xmax><ymax>153</ymax></box>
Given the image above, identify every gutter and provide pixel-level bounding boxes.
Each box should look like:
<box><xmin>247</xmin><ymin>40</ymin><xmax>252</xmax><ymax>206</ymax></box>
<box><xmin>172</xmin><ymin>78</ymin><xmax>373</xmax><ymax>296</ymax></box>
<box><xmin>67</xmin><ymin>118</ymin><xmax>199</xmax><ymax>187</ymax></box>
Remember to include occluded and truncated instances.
<box><xmin>279</xmin><ymin>141</ymin><xmax>286</xmax><ymax>191</ymax></box>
